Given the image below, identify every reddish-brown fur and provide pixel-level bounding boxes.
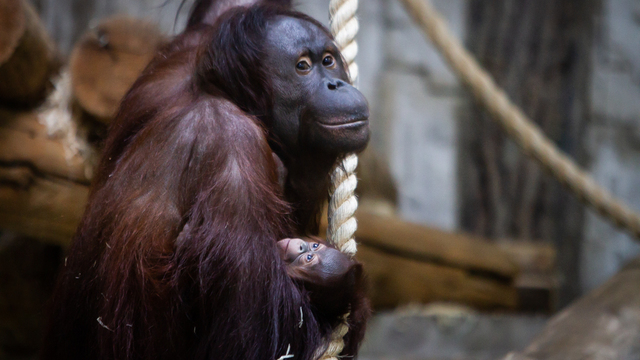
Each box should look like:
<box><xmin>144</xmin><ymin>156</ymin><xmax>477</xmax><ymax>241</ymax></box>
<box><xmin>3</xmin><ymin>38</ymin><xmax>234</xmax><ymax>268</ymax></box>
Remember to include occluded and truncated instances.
<box><xmin>42</xmin><ymin>2</ymin><xmax>369</xmax><ymax>360</ymax></box>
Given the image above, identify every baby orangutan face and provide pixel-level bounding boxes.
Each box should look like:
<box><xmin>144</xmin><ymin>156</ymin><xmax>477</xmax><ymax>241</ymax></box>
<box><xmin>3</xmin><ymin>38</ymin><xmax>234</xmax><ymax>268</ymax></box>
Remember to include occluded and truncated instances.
<box><xmin>277</xmin><ymin>237</ymin><xmax>354</xmax><ymax>288</ymax></box>
<box><xmin>277</xmin><ymin>236</ymin><xmax>368</xmax><ymax>328</ymax></box>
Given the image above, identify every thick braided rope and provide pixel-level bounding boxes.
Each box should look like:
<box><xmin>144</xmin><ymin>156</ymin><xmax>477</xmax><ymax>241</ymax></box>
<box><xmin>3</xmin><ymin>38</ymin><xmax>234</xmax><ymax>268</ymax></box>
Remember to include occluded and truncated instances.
<box><xmin>398</xmin><ymin>0</ymin><xmax>640</xmax><ymax>239</ymax></box>
<box><xmin>319</xmin><ymin>1</ymin><xmax>360</xmax><ymax>359</ymax></box>
<box><xmin>327</xmin><ymin>155</ymin><xmax>359</xmax><ymax>255</ymax></box>
<box><xmin>326</xmin><ymin>0</ymin><xmax>359</xmax><ymax>258</ymax></box>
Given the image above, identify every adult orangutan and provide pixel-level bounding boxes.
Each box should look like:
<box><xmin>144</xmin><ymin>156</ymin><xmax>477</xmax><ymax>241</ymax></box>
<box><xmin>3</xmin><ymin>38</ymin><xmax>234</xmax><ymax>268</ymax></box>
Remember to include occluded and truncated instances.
<box><xmin>42</xmin><ymin>2</ymin><xmax>371</xmax><ymax>360</ymax></box>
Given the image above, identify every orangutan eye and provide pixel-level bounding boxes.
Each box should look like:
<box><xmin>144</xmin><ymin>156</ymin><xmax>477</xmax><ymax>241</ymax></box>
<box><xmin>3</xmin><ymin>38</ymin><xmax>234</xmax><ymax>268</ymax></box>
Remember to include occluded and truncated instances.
<box><xmin>306</xmin><ymin>254</ymin><xmax>314</xmax><ymax>262</ymax></box>
<box><xmin>312</xmin><ymin>243</ymin><xmax>319</xmax><ymax>249</ymax></box>
<box><xmin>296</xmin><ymin>57</ymin><xmax>312</xmax><ymax>73</ymax></box>
<box><xmin>322</xmin><ymin>54</ymin><xmax>335</xmax><ymax>68</ymax></box>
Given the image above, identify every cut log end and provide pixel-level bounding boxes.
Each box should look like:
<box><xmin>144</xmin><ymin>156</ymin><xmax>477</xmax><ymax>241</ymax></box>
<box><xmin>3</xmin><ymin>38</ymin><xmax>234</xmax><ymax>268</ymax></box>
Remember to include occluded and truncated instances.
<box><xmin>0</xmin><ymin>0</ymin><xmax>59</xmax><ymax>107</ymax></box>
<box><xmin>0</xmin><ymin>0</ymin><xmax>26</xmax><ymax>65</ymax></box>
<box><xmin>70</xmin><ymin>16</ymin><xmax>166</xmax><ymax>122</ymax></box>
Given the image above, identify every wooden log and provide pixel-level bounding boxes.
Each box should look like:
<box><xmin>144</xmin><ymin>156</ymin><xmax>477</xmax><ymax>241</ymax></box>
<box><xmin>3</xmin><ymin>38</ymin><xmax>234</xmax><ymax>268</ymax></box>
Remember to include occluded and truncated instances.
<box><xmin>497</xmin><ymin>241</ymin><xmax>557</xmax><ymax>288</ymax></box>
<box><xmin>0</xmin><ymin>0</ymin><xmax>23</xmax><ymax>63</ymax></box>
<box><xmin>354</xmin><ymin>210</ymin><xmax>519</xmax><ymax>279</ymax></box>
<box><xmin>358</xmin><ymin>244</ymin><xmax>518</xmax><ymax>310</ymax></box>
<box><xmin>70</xmin><ymin>16</ymin><xmax>166</xmax><ymax>122</ymax></box>
<box><xmin>0</xmin><ymin>168</ymin><xmax>88</xmax><ymax>246</ymax></box>
<box><xmin>0</xmin><ymin>109</ymin><xmax>92</xmax><ymax>183</ymax></box>
<box><xmin>497</xmin><ymin>241</ymin><xmax>558</xmax><ymax>310</ymax></box>
<box><xmin>0</xmin><ymin>0</ymin><xmax>59</xmax><ymax>107</ymax></box>
<box><xmin>320</xmin><ymin>209</ymin><xmax>520</xmax><ymax>309</ymax></box>
<box><xmin>502</xmin><ymin>258</ymin><xmax>640</xmax><ymax>360</ymax></box>
<box><xmin>0</xmin><ymin>109</ymin><xmax>90</xmax><ymax>245</ymax></box>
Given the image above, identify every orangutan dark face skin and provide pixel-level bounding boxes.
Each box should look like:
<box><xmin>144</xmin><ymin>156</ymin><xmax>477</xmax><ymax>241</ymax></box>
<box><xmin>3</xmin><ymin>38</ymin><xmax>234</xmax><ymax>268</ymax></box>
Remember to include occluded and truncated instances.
<box><xmin>265</xmin><ymin>17</ymin><xmax>370</xmax><ymax>155</ymax></box>
<box><xmin>277</xmin><ymin>238</ymin><xmax>354</xmax><ymax>286</ymax></box>
<box><xmin>277</xmin><ymin>237</ymin><xmax>363</xmax><ymax>322</ymax></box>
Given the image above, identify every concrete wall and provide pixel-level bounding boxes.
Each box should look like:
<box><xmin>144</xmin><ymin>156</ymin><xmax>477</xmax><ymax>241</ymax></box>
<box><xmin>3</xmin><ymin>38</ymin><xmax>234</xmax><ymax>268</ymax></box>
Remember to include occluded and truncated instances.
<box><xmin>581</xmin><ymin>0</ymin><xmax>640</xmax><ymax>292</ymax></box>
<box><xmin>359</xmin><ymin>309</ymin><xmax>547</xmax><ymax>360</ymax></box>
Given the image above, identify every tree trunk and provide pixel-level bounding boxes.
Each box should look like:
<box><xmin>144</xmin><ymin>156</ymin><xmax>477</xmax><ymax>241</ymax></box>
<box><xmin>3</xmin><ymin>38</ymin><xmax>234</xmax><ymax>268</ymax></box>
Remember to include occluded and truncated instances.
<box><xmin>458</xmin><ymin>0</ymin><xmax>598</xmax><ymax>307</ymax></box>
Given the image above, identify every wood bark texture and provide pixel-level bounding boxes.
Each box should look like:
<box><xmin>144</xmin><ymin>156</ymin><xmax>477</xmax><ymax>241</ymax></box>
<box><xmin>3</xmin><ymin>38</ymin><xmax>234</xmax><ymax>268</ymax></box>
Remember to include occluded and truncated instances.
<box><xmin>0</xmin><ymin>109</ymin><xmax>89</xmax><ymax>245</ymax></box>
<box><xmin>356</xmin><ymin>210</ymin><xmax>519</xmax><ymax>279</ymax></box>
<box><xmin>502</xmin><ymin>257</ymin><xmax>640</xmax><ymax>360</ymax></box>
<box><xmin>0</xmin><ymin>0</ymin><xmax>24</xmax><ymax>63</ymax></box>
<box><xmin>322</xmin><ymin>209</ymin><xmax>521</xmax><ymax>309</ymax></box>
<box><xmin>0</xmin><ymin>0</ymin><xmax>59</xmax><ymax>107</ymax></box>
<box><xmin>70</xmin><ymin>16</ymin><xmax>166</xmax><ymax>122</ymax></box>
<box><xmin>359</xmin><ymin>245</ymin><xmax>518</xmax><ymax>310</ymax></box>
<box><xmin>459</xmin><ymin>0</ymin><xmax>599</xmax><ymax>307</ymax></box>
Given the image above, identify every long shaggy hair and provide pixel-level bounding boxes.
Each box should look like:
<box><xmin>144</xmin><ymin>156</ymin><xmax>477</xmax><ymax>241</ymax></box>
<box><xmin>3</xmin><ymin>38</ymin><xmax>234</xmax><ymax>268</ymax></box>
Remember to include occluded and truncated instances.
<box><xmin>41</xmin><ymin>3</ymin><xmax>368</xmax><ymax>360</ymax></box>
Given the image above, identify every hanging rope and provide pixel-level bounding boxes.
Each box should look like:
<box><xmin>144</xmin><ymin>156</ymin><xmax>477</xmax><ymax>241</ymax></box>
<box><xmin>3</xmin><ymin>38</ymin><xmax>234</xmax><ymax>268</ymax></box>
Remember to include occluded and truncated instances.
<box><xmin>320</xmin><ymin>0</ymin><xmax>360</xmax><ymax>359</ymax></box>
<box><xmin>398</xmin><ymin>0</ymin><xmax>640</xmax><ymax>239</ymax></box>
<box><xmin>326</xmin><ymin>0</ymin><xmax>360</xmax><ymax>257</ymax></box>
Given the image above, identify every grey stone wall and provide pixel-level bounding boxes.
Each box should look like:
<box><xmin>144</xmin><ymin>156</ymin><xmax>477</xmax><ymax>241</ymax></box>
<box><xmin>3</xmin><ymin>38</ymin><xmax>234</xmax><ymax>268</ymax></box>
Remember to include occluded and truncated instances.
<box><xmin>359</xmin><ymin>308</ymin><xmax>547</xmax><ymax>360</ymax></box>
<box><xmin>581</xmin><ymin>0</ymin><xmax>640</xmax><ymax>293</ymax></box>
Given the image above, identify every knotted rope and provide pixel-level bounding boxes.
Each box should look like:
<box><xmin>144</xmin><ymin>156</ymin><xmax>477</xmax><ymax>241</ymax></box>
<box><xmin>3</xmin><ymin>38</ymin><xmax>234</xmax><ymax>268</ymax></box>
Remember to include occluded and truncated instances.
<box><xmin>399</xmin><ymin>0</ymin><xmax>640</xmax><ymax>239</ymax></box>
<box><xmin>321</xmin><ymin>0</ymin><xmax>360</xmax><ymax>359</ymax></box>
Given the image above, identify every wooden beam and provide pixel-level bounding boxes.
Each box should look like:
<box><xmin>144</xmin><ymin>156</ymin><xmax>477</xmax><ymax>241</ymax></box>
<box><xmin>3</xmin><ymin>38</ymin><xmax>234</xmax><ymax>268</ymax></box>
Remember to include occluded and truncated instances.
<box><xmin>354</xmin><ymin>210</ymin><xmax>519</xmax><ymax>279</ymax></box>
<box><xmin>0</xmin><ymin>0</ymin><xmax>59</xmax><ymax>107</ymax></box>
<box><xmin>497</xmin><ymin>240</ymin><xmax>557</xmax><ymax>291</ymax></box>
<box><xmin>0</xmin><ymin>0</ymin><xmax>24</xmax><ymax>64</ymax></box>
<box><xmin>0</xmin><ymin>109</ymin><xmax>91</xmax><ymax>183</ymax></box>
<box><xmin>359</xmin><ymin>244</ymin><xmax>518</xmax><ymax>310</ymax></box>
<box><xmin>0</xmin><ymin>168</ymin><xmax>88</xmax><ymax>246</ymax></box>
<box><xmin>70</xmin><ymin>16</ymin><xmax>166</xmax><ymax>122</ymax></box>
<box><xmin>320</xmin><ymin>209</ymin><xmax>521</xmax><ymax>309</ymax></box>
<box><xmin>0</xmin><ymin>109</ymin><xmax>90</xmax><ymax>245</ymax></box>
<box><xmin>502</xmin><ymin>257</ymin><xmax>640</xmax><ymax>359</ymax></box>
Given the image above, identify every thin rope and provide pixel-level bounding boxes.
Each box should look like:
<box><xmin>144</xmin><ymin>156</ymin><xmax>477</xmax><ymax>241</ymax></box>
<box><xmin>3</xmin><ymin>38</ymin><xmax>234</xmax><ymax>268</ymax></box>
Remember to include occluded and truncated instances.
<box><xmin>320</xmin><ymin>0</ymin><xmax>360</xmax><ymax>358</ymax></box>
<box><xmin>398</xmin><ymin>0</ymin><xmax>640</xmax><ymax>239</ymax></box>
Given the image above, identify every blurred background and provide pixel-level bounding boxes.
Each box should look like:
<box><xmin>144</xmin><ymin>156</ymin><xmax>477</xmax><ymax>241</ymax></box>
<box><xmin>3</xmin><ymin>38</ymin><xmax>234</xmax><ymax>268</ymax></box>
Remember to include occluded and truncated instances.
<box><xmin>1</xmin><ymin>0</ymin><xmax>640</xmax><ymax>359</ymax></box>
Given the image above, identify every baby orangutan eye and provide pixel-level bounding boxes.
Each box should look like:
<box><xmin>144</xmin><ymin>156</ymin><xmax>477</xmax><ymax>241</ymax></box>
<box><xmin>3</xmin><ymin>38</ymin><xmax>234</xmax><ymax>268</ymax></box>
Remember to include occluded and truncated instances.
<box><xmin>296</xmin><ymin>56</ymin><xmax>312</xmax><ymax>73</ymax></box>
<box><xmin>312</xmin><ymin>243</ymin><xmax>319</xmax><ymax>249</ymax></box>
<box><xmin>306</xmin><ymin>254</ymin><xmax>314</xmax><ymax>262</ymax></box>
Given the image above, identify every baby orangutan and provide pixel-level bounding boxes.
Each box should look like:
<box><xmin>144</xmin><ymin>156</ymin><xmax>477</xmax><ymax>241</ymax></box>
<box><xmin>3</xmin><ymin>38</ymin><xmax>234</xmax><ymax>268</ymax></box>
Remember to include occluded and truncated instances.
<box><xmin>277</xmin><ymin>236</ymin><xmax>371</xmax><ymax>353</ymax></box>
